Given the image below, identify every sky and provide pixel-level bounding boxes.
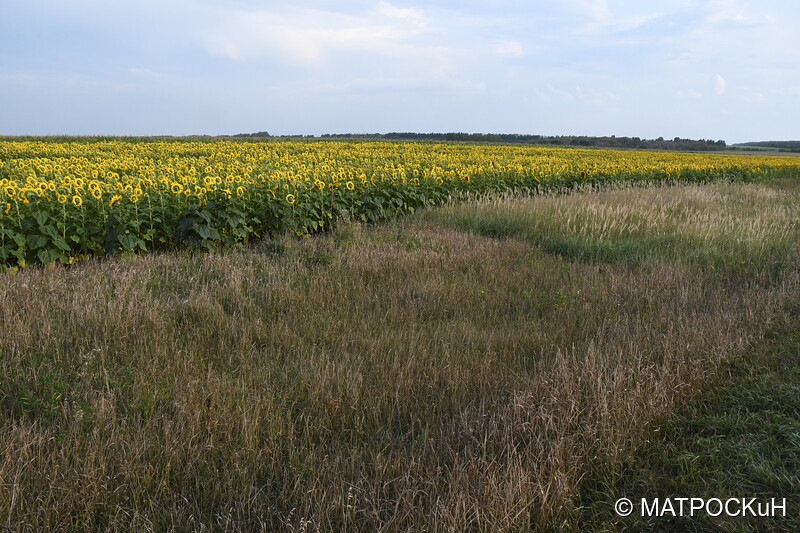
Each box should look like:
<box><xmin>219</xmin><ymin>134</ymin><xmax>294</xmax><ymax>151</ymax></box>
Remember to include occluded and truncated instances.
<box><xmin>1</xmin><ymin>0</ymin><xmax>799</xmax><ymax>143</ymax></box>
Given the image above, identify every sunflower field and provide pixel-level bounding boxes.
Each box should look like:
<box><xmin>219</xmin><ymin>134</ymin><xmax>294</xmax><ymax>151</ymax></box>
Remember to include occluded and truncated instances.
<box><xmin>1</xmin><ymin>138</ymin><xmax>799</xmax><ymax>269</ymax></box>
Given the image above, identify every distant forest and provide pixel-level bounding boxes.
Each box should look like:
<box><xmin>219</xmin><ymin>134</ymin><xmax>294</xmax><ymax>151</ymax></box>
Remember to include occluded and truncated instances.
<box><xmin>232</xmin><ymin>131</ymin><xmax>728</xmax><ymax>151</ymax></box>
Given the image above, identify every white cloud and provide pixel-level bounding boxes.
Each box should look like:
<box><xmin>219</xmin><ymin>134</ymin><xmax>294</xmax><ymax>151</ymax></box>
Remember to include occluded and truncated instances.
<box><xmin>564</xmin><ymin>0</ymin><xmax>611</xmax><ymax>23</ymax></box>
<box><xmin>707</xmin><ymin>0</ymin><xmax>761</xmax><ymax>27</ymax></box>
<box><xmin>492</xmin><ymin>40</ymin><xmax>524</xmax><ymax>58</ymax></box>
<box><xmin>204</xmin><ymin>3</ymin><xmax>429</xmax><ymax>65</ymax></box>
<box><xmin>546</xmin><ymin>84</ymin><xmax>575</xmax><ymax>103</ymax></box>
<box><xmin>296</xmin><ymin>75</ymin><xmax>485</xmax><ymax>97</ymax></box>
<box><xmin>714</xmin><ymin>74</ymin><xmax>727</xmax><ymax>95</ymax></box>
<box><xmin>376</xmin><ymin>1</ymin><xmax>426</xmax><ymax>28</ymax></box>
<box><xmin>742</xmin><ymin>91</ymin><xmax>765</xmax><ymax>104</ymax></box>
<box><xmin>556</xmin><ymin>0</ymin><xmax>658</xmax><ymax>39</ymax></box>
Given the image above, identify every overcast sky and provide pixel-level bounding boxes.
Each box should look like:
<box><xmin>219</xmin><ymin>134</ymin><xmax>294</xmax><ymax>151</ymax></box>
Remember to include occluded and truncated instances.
<box><xmin>1</xmin><ymin>0</ymin><xmax>798</xmax><ymax>142</ymax></box>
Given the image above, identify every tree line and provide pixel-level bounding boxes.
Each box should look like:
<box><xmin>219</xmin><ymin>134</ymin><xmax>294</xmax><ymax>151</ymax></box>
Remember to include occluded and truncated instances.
<box><xmin>234</xmin><ymin>131</ymin><xmax>728</xmax><ymax>151</ymax></box>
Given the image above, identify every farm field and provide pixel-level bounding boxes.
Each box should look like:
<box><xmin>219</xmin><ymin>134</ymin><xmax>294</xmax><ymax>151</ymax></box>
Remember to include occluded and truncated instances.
<box><xmin>3</xmin><ymin>138</ymin><xmax>800</xmax><ymax>269</ymax></box>
<box><xmin>1</xmin><ymin>166</ymin><xmax>798</xmax><ymax>531</ymax></box>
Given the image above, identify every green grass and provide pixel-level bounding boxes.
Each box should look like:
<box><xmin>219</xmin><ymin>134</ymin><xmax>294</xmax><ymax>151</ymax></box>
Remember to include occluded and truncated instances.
<box><xmin>425</xmin><ymin>179</ymin><xmax>799</xmax><ymax>275</ymax></box>
<box><xmin>1</xmin><ymin>179</ymin><xmax>798</xmax><ymax>532</ymax></box>
<box><xmin>578</xmin><ymin>307</ymin><xmax>800</xmax><ymax>532</ymax></box>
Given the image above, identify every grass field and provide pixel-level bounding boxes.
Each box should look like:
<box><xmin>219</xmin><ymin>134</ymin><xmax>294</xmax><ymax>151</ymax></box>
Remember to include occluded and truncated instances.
<box><xmin>579</xmin><ymin>306</ymin><xmax>800</xmax><ymax>532</ymax></box>
<box><xmin>1</xmin><ymin>177</ymin><xmax>798</xmax><ymax>531</ymax></box>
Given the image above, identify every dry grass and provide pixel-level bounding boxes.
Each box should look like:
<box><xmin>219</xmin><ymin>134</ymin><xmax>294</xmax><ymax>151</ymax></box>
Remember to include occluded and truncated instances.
<box><xmin>1</xmin><ymin>179</ymin><xmax>798</xmax><ymax>531</ymax></box>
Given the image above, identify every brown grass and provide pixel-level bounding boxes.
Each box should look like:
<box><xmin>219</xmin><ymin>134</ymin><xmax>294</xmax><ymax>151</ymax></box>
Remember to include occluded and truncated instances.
<box><xmin>1</xmin><ymin>179</ymin><xmax>798</xmax><ymax>531</ymax></box>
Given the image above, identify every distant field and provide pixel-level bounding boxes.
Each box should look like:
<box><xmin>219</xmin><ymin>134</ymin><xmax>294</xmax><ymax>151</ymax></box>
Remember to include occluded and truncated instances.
<box><xmin>3</xmin><ymin>138</ymin><xmax>800</xmax><ymax>269</ymax></box>
<box><xmin>730</xmin><ymin>140</ymin><xmax>800</xmax><ymax>156</ymax></box>
<box><xmin>729</xmin><ymin>147</ymin><xmax>800</xmax><ymax>156</ymax></box>
<box><xmin>2</xmin><ymin>177</ymin><xmax>798</xmax><ymax>531</ymax></box>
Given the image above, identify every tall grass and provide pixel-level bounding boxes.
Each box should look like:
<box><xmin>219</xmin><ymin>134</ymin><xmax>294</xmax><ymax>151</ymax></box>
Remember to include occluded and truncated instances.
<box><xmin>428</xmin><ymin>179</ymin><xmax>799</xmax><ymax>272</ymax></box>
<box><xmin>1</xmin><ymin>179</ymin><xmax>798</xmax><ymax>531</ymax></box>
<box><xmin>578</xmin><ymin>306</ymin><xmax>800</xmax><ymax>532</ymax></box>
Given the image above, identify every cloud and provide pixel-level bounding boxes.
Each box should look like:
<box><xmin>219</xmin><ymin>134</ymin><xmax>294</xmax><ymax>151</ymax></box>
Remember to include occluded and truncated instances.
<box><xmin>707</xmin><ymin>0</ymin><xmax>762</xmax><ymax>28</ymax></box>
<box><xmin>295</xmin><ymin>75</ymin><xmax>485</xmax><ymax>97</ymax></box>
<box><xmin>714</xmin><ymin>74</ymin><xmax>727</xmax><ymax>95</ymax></box>
<box><xmin>375</xmin><ymin>1</ymin><xmax>426</xmax><ymax>28</ymax></box>
<box><xmin>492</xmin><ymin>40</ymin><xmax>524</xmax><ymax>58</ymax></box>
<box><xmin>563</xmin><ymin>0</ymin><xmax>611</xmax><ymax>23</ymax></box>
<box><xmin>203</xmin><ymin>3</ymin><xmax>429</xmax><ymax>65</ymax></box>
<box><xmin>555</xmin><ymin>0</ymin><xmax>659</xmax><ymax>39</ymax></box>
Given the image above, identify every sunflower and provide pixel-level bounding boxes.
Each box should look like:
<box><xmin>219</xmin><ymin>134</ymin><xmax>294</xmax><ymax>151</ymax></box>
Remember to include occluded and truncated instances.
<box><xmin>346</xmin><ymin>181</ymin><xmax>355</xmax><ymax>190</ymax></box>
<box><xmin>91</xmin><ymin>188</ymin><xmax>103</xmax><ymax>199</ymax></box>
<box><xmin>109</xmin><ymin>194</ymin><xmax>122</xmax><ymax>208</ymax></box>
<box><xmin>72</xmin><ymin>195</ymin><xmax>83</xmax><ymax>207</ymax></box>
<box><xmin>285</xmin><ymin>193</ymin><xmax>295</xmax><ymax>205</ymax></box>
<box><xmin>171</xmin><ymin>182</ymin><xmax>184</xmax><ymax>194</ymax></box>
<box><xmin>57</xmin><ymin>194</ymin><xmax>68</xmax><ymax>204</ymax></box>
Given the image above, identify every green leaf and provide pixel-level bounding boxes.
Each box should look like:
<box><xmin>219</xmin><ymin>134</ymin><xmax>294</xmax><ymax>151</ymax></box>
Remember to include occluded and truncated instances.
<box><xmin>27</xmin><ymin>234</ymin><xmax>48</xmax><ymax>250</ymax></box>
<box><xmin>52</xmin><ymin>236</ymin><xmax>71</xmax><ymax>251</ymax></box>
<box><xmin>33</xmin><ymin>210</ymin><xmax>48</xmax><ymax>226</ymax></box>
<box><xmin>193</xmin><ymin>223</ymin><xmax>220</xmax><ymax>241</ymax></box>
<box><xmin>118</xmin><ymin>233</ymin><xmax>138</xmax><ymax>251</ymax></box>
